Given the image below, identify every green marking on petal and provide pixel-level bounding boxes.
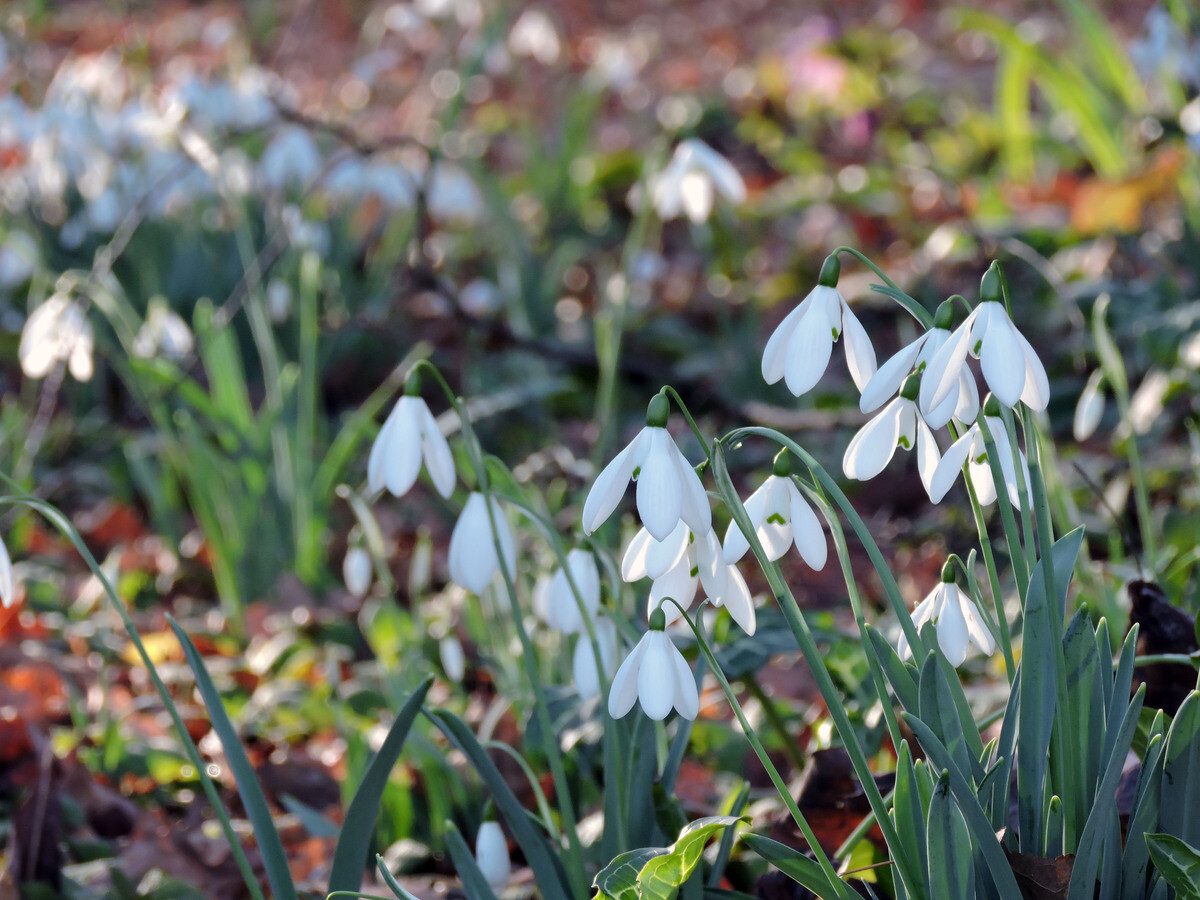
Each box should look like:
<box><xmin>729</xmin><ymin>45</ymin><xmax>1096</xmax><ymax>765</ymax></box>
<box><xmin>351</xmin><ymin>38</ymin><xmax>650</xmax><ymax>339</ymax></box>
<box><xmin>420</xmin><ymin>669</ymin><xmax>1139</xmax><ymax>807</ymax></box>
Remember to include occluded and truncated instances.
<box><xmin>831</xmin><ymin>327</ymin><xmax>840</xmax><ymax>339</ymax></box>
<box><xmin>898</xmin><ymin>436</ymin><xmax>911</xmax><ymax>449</ymax></box>
<box><xmin>632</xmin><ymin>466</ymin><xmax>641</xmax><ymax>480</ymax></box>
<box><xmin>766</xmin><ymin>513</ymin><xmax>786</xmax><ymax>526</ymax></box>
<box><xmin>690</xmin><ymin>566</ymin><xmax>699</xmax><ymax>577</ymax></box>
<box><xmin>973</xmin><ymin>453</ymin><xmax>987</xmax><ymax>464</ymax></box>
<box><xmin>972</xmin><ymin>340</ymin><xmax>983</xmax><ymax>355</ymax></box>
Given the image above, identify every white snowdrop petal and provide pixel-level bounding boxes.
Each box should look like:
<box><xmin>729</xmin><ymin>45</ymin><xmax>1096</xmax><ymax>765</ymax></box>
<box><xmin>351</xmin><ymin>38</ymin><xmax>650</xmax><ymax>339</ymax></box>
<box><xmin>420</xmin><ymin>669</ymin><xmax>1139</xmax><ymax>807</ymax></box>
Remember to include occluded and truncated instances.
<box><xmin>761</xmin><ymin>300</ymin><xmax>810</xmax><ymax>385</ymax></box>
<box><xmin>1073</xmin><ymin>371</ymin><xmax>1106</xmax><ymax>441</ymax></box>
<box><xmin>915</xmin><ymin>419</ymin><xmax>941</xmax><ymax>498</ymax></box>
<box><xmin>783</xmin><ymin>305</ymin><xmax>835</xmax><ymax>397</ymax></box>
<box><xmin>637</xmin><ymin>430</ymin><xmax>684</xmax><ymax>541</ymax></box>
<box><xmin>1015</xmin><ymin>329</ymin><xmax>1050</xmax><ymax>411</ymax></box>
<box><xmin>723</xmin><ymin>480</ymin><xmax>771</xmax><ymax>564</ymax></box>
<box><xmin>649</xmin><ymin>557</ymin><xmax>699</xmax><ymax>623</ymax></box>
<box><xmin>621</xmin><ymin>528</ymin><xmax>654</xmax><ymax>582</ymax></box>
<box><xmin>840</xmin><ymin>303</ymin><xmax>878</xmax><ymax>391</ymax></box>
<box><xmin>860</xmin><ymin>337</ymin><xmax>925</xmax><ymax>413</ymax></box>
<box><xmin>695</xmin><ymin>529</ymin><xmax>727</xmax><ymax>599</ymax></box>
<box><xmin>692</xmin><ymin>141</ymin><xmax>746</xmax><ymax>203</ymax></box>
<box><xmin>582</xmin><ymin>434</ymin><xmax>640</xmax><ymax>534</ymax></box>
<box><xmin>719</xmin><ymin>565</ymin><xmax>756</xmax><ymax>636</ymax></box>
<box><xmin>343</xmin><ymin>547</ymin><xmax>372</xmax><ymax>597</ymax></box>
<box><xmin>843</xmin><ymin>399</ymin><xmax>904</xmax><ymax>481</ymax></box>
<box><xmin>679</xmin><ymin>171</ymin><xmax>714</xmax><ymax>224</ymax></box>
<box><xmin>647</xmin><ymin>522</ymin><xmax>692</xmax><ymax>580</ymax></box>
<box><xmin>978</xmin><ymin>309</ymin><xmax>1026</xmax><ymax>407</ymax></box>
<box><xmin>967</xmin><ymin>459</ymin><xmax>998</xmax><ymax>506</ymax></box>
<box><xmin>638</xmin><ymin>633</ymin><xmax>676</xmax><ymax>720</ymax></box>
<box><xmin>384</xmin><ymin>399</ymin><xmax>424</xmax><ymax>498</ymax></box>
<box><xmin>928</xmin><ymin>428</ymin><xmax>976</xmax><ymax>503</ymax></box>
<box><xmin>935</xmin><ymin>584</ymin><xmax>970</xmax><ymax>666</ymax></box>
<box><xmin>668</xmin><ymin>639</ymin><xmax>700</xmax><ymax>719</ymax></box>
<box><xmin>673</xmin><ymin>446</ymin><xmax>712</xmax><ymax>537</ymax></box>
<box><xmin>787</xmin><ymin>484</ymin><xmax>828</xmax><ymax>571</ymax></box>
<box><xmin>419</xmin><ymin>403</ymin><xmax>457</xmax><ymax>498</ymax></box>
<box><xmin>367</xmin><ymin>413</ymin><xmax>393</xmax><ymax>494</ymax></box>
<box><xmin>952</xmin><ymin>370</ymin><xmax>980</xmax><ymax>426</ymax></box>
<box><xmin>608</xmin><ymin>636</ymin><xmax>648</xmax><ymax>718</ymax></box>
<box><xmin>0</xmin><ymin>537</ymin><xmax>13</xmax><ymax>609</ymax></box>
<box><xmin>475</xmin><ymin>822</ymin><xmax>511</xmax><ymax>892</ymax></box>
<box><xmin>920</xmin><ymin>310</ymin><xmax>977</xmax><ymax>415</ymax></box>
<box><xmin>574</xmin><ymin>636</ymin><xmax>601</xmax><ymax>700</ymax></box>
<box><xmin>957</xmin><ymin>589</ymin><xmax>996</xmax><ymax>656</ymax></box>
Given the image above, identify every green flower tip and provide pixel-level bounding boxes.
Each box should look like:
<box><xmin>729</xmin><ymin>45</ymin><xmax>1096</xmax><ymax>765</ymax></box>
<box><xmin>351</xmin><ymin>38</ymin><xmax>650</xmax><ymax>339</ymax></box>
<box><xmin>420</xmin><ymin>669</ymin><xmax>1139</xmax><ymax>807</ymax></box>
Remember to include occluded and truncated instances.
<box><xmin>980</xmin><ymin>262</ymin><xmax>1003</xmax><ymax>304</ymax></box>
<box><xmin>482</xmin><ymin>800</ymin><xmax>497</xmax><ymax>822</ymax></box>
<box><xmin>404</xmin><ymin>369</ymin><xmax>422</xmax><ymax>396</ymax></box>
<box><xmin>982</xmin><ymin>393</ymin><xmax>1002</xmax><ymax>417</ymax></box>
<box><xmin>818</xmin><ymin>253</ymin><xmax>841</xmax><ymax>288</ymax></box>
<box><xmin>940</xmin><ymin>558</ymin><xmax>956</xmax><ymax>584</ymax></box>
<box><xmin>933</xmin><ymin>299</ymin><xmax>956</xmax><ymax>330</ymax></box>
<box><xmin>648</xmin><ymin>606</ymin><xmax>667</xmax><ymax>631</ymax></box>
<box><xmin>899</xmin><ymin>373</ymin><xmax>921</xmax><ymax>401</ymax></box>
<box><xmin>646</xmin><ymin>392</ymin><xmax>670</xmax><ymax>428</ymax></box>
<box><xmin>772</xmin><ymin>448</ymin><xmax>791</xmax><ymax>477</ymax></box>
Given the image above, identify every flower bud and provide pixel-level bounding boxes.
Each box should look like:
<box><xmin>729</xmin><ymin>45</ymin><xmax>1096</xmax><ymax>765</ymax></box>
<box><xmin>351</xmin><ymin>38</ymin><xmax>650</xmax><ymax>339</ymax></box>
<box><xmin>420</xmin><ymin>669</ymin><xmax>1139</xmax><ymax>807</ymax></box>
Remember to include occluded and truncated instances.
<box><xmin>772</xmin><ymin>449</ymin><xmax>791</xmax><ymax>477</ymax></box>
<box><xmin>933</xmin><ymin>299</ymin><xmax>957</xmax><ymax>330</ymax></box>
<box><xmin>940</xmin><ymin>558</ymin><xmax>956</xmax><ymax>584</ymax></box>
<box><xmin>980</xmin><ymin>263</ymin><xmax>1003</xmax><ymax>305</ymax></box>
<box><xmin>474</xmin><ymin>820</ymin><xmax>510</xmax><ymax>892</ymax></box>
<box><xmin>818</xmin><ymin>253</ymin><xmax>841</xmax><ymax>288</ymax></box>
<box><xmin>342</xmin><ymin>546</ymin><xmax>372</xmax><ymax>598</ymax></box>
<box><xmin>648</xmin><ymin>606</ymin><xmax>667</xmax><ymax>631</ymax></box>
<box><xmin>645</xmin><ymin>392</ymin><xmax>670</xmax><ymax>428</ymax></box>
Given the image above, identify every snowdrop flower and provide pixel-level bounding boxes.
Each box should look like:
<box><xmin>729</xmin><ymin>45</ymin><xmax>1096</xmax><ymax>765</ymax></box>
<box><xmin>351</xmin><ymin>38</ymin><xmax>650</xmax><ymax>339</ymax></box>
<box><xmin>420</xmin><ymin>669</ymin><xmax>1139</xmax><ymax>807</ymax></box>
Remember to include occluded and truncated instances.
<box><xmin>608</xmin><ymin>607</ymin><xmax>699</xmax><ymax>720</ymax></box>
<box><xmin>368</xmin><ymin>379</ymin><xmax>456</xmax><ymax>499</ymax></box>
<box><xmin>722</xmin><ymin>451</ymin><xmax>827</xmax><ymax>572</ymax></box>
<box><xmin>133</xmin><ymin>299</ymin><xmax>194</xmax><ymax>361</ymax></box>
<box><xmin>259</xmin><ymin>126</ymin><xmax>321</xmax><ymax>190</ymax></box>
<box><xmin>844</xmin><ymin>376</ymin><xmax>941</xmax><ymax>498</ymax></box>
<box><xmin>898</xmin><ymin>561</ymin><xmax>995</xmax><ymax>667</ymax></box>
<box><xmin>859</xmin><ymin>301</ymin><xmax>979</xmax><ymax>429</ymax></box>
<box><xmin>343</xmin><ymin>546</ymin><xmax>372</xmax><ymax>598</ymax></box>
<box><xmin>582</xmin><ymin>394</ymin><xmax>710</xmax><ymax>541</ymax></box>
<box><xmin>573</xmin><ymin>619</ymin><xmax>617</xmax><ymax>701</ymax></box>
<box><xmin>20</xmin><ymin>293</ymin><xmax>94</xmax><ymax>381</ymax></box>
<box><xmin>439</xmin><ymin>634</ymin><xmax>466</xmax><ymax>681</ymax></box>
<box><xmin>428</xmin><ymin>163</ymin><xmax>485</xmax><ymax>225</ymax></box>
<box><xmin>648</xmin><ymin>139</ymin><xmax>746</xmax><ymax>224</ymax></box>
<box><xmin>929</xmin><ymin>400</ymin><xmax>1030</xmax><ymax>507</ymax></box>
<box><xmin>1073</xmin><ymin>370</ymin><xmax>1105</xmax><ymax>441</ymax></box>
<box><xmin>761</xmin><ymin>255</ymin><xmax>877</xmax><ymax>397</ymax></box>
<box><xmin>542</xmin><ymin>549</ymin><xmax>601</xmax><ymax>634</ymax></box>
<box><xmin>919</xmin><ymin>264</ymin><xmax>1048</xmax><ymax>416</ymax></box>
<box><xmin>508</xmin><ymin>9</ymin><xmax>561</xmax><ymax>65</ymax></box>
<box><xmin>623</xmin><ymin>522</ymin><xmax>756</xmax><ymax>634</ymax></box>
<box><xmin>0</xmin><ymin>535</ymin><xmax>14</xmax><ymax>608</ymax></box>
<box><xmin>474</xmin><ymin>820</ymin><xmax>510</xmax><ymax>893</ymax></box>
<box><xmin>448</xmin><ymin>493</ymin><xmax>516</xmax><ymax>593</ymax></box>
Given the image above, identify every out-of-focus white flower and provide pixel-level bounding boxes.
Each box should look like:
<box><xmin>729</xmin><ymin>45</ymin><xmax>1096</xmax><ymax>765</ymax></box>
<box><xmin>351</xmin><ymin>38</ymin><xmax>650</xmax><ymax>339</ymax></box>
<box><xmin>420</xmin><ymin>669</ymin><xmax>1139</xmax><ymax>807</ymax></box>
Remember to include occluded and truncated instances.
<box><xmin>722</xmin><ymin>454</ymin><xmax>827</xmax><ymax>571</ymax></box>
<box><xmin>343</xmin><ymin>546</ymin><xmax>372</xmax><ymax>597</ymax></box>
<box><xmin>1073</xmin><ymin>370</ymin><xmax>1106</xmax><ymax>441</ymax></box>
<box><xmin>428</xmin><ymin>164</ymin><xmax>485</xmax><ymax>225</ymax></box>
<box><xmin>623</xmin><ymin>522</ymin><xmax>755</xmax><ymax>634</ymax></box>
<box><xmin>761</xmin><ymin>259</ymin><xmax>876</xmax><ymax>397</ymax></box>
<box><xmin>448</xmin><ymin>493</ymin><xmax>516</xmax><ymax>593</ymax></box>
<box><xmin>647</xmin><ymin>139</ymin><xmax>746</xmax><ymax>224</ymax></box>
<box><xmin>459</xmin><ymin>278</ymin><xmax>502</xmax><ymax>316</ymax></box>
<box><xmin>439</xmin><ymin>634</ymin><xmax>466</xmax><ymax>681</ymax></box>
<box><xmin>266</xmin><ymin>279</ymin><xmax>292</xmax><ymax>322</ymax></box>
<box><xmin>1129</xmin><ymin>369</ymin><xmax>1170</xmax><ymax>435</ymax></box>
<box><xmin>573</xmin><ymin>619</ymin><xmax>617</xmax><ymax>701</ymax></box>
<box><xmin>843</xmin><ymin>380</ymin><xmax>941</xmax><ymax>498</ymax></box>
<box><xmin>474</xmin><ymin>820</ymin><xmax>510</xmax><ymax>893</ymax></box>
<box><xmin>897</xmin><ymin>568</ymin><xmax>995</xmax><ymax>667</ymax></box>
<box><xmin>260</xmin><ymin>126</ymin><xmax>322</xmax><ymax>190</ymax></box>
<box><xmin>920</xmin><ymin>269</ymin><xmax>1048</xmax><ymax>415</ymax></box>
<box><xmin>0</xmin><ymin>534</ymin><xmax>14</xmax><ymax>608</ymax></box>
<box><xmin>1181</xmin><ymin>331</ymin><xmax>1200</xmax><ymax>369</ymax></box>
<box><xmin>20</xmin><ymin>293</ymin><xmax>94</xmax><ymax>381</ymax></box>
<box><xmin>542</xmin><ymin>549</ymin><xmax>601</xmax><ymax>634</ymax></box>
<box><xmin>509</xmin><ymin>9</ymin><xmax>561</xmax><ymax>65</ymax></box>
<box><xmin>281</xmin><ymin>204</ymin><xmax>329</xmax><ymax>254</ymax></box>
<box><xmin>929</xmin><ymin>411</ymin><xmax>1030</xmax><ymax>508</ymax></box>
<box><xmin>134</xmin><ymin>299</ymin><xmax>194</xmax><ymax>361</ymax></box>
<box><xmin>582</xmin><ymin>396</ymin><xmax>710</xmax><ymax>542</ymax></box>
<box><xmin>608</xmin><ymin>609</ymin><xmax>699</xmax><ymax>720</ymax></box>
<box><xmin>368</xmin><ymin>392</ymin><xmax>456</xmax><ymax>498</ymax></box>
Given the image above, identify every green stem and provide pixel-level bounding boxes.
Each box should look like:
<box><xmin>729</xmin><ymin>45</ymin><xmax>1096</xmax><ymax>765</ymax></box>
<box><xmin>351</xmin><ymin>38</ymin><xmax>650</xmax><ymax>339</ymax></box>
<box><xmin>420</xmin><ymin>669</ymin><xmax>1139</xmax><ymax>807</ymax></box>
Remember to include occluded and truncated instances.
<box><xmin>829</xmin><ymin>246</ymin><xmax>932</xmax><ymax>328</ymax></box>
<box><xmin>660</xmin><ymin>385</ymin><xmax>712</xmax><ymax>462</ymax></box>
<box><xmin>963</xmin><ymin>475</ymin><xmax>1016</xmax><ymax>679</ymax></box>
<box><xmin>742</xmin><ymin>677</ymin><xmax>806</xmax><ymax>773</ymax></box>
<box><xmin>976</xmin><ymin>417</ymin><xmax>1030</xmax><ymax>601</ymax></box>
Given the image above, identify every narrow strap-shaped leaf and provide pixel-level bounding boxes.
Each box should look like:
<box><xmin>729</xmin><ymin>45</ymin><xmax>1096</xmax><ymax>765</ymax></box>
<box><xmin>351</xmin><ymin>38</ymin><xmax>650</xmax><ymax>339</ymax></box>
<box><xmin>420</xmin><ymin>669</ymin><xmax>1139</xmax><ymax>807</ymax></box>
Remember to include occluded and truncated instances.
<box><xmin>426</xmin><ymin>709</ymin><xmax>572</xmax><ymax>900</ymax></box>
<box><xmin>1160</xmin><ymin>692</ymin><xmax>1200</xmax><ymax>848</ymax></box>
<box><xmin>927</xmin><ymin>770</ymin><xmax>974</xmax><ymax>898</ymax></box>
<box><xmin>443</xmin><ymin>821</ymin><xmax>500</xmax><ymax>900</ymax></box>
<box><xmin>375</xmin><ymin>853</ymin><xmax>424</xmax><ymax>900</ymax></box>
<box><xmin>168</xmin><ymin>617</ymin><xmax>299</xmax><ymax>900</ymax></box>
<box><xmin>866</xmin><ymin>626</ymin><xmax>919</xmax><ymax>713</ymax></box>
<box><xmin>1121</xmin><ymin>733</ymin><xmax>1165</xmax><ymax>900</ymax></box>
<box><xmin>738</xmin><ymin>834</ymin><xmax>849</xmax><ymax>898</ymax></box>
<box><xmin>328</xmin><ymin>677</ymin><xmax>434</xmax><ymax>893</ymax></box>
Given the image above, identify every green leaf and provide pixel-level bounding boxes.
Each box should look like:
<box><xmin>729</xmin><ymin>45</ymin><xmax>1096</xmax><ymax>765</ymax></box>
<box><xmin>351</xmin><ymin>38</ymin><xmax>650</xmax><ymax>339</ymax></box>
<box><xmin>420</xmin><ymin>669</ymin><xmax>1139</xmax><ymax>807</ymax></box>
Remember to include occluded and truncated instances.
<box><xmin>442</xmin><ymin>821</ymin><xmax>500</xmax><ymax>900</ymax></box>
<box><xmin>1121</xmin><ymin>733</ymin><xmax>1165</xmax><ymax>895</ymax></box>
<box><xmin>890</xmin><ymin>742</ymin><xmax>929</xmax><ymax>895</ymax></box>
<box><xmin>594</xmin><ymin>848</ymin><xmax>668</xmax><ymax>900</ymax></box>
<box><xmin>328</xmin><ymin>677</ymin><xmax>433</xmax><ymax>893</ymax></box>
<box><xmin>638</xmin><ymin>817</ymin><xmax>745</xmax><ymax>900</ymax></box>
<box><xmin>1146</xmin><ymin>834</ymin><xmax>1200</xmax><ymax>896</ymax></box>
<box><xmin>738</xmin><ymin>834</ymin><xmax>848</xmax><ymax>898</ymax></box>
<box><xmin>375</xmin><ymin>852</ymin><xmax>424</xmax><ymax>900</ymax></box>
<box><xmin>167</xmin><ymin>617</ymin><xmax>299</xmax><ymax>900</ymax></box>
<box><xmin>926</xmin><ymin>771</ymin><xmax>974</xmax><ymax>898</ymax></box>
<box><xmin>866</xmin><ymin>626</ymin><xmax>919</xmax><ymax>713</ymax></box>
<box><xmin>1160</xmin><ymin>691</ymin><xmax>1200</xmax><ymax>849</ymax></box>
<box><xmin>426</xmin><ymin>709</ymin><xmax>572</xmax><ymax>900</ymax></box>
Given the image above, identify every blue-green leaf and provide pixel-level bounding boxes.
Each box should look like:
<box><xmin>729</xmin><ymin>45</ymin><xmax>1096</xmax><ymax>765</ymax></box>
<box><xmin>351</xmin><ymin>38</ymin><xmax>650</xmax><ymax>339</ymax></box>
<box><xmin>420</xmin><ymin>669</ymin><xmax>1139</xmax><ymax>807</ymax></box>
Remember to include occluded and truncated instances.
<box><xmin>738</xmin><ymin>834</ymin><xmax>849</xmax><ymax>898</ymax></box>
<box><xmin>1145</xmin><ymin>833</ymin><xmax>1200</xmax><ymax>896</ymax></box>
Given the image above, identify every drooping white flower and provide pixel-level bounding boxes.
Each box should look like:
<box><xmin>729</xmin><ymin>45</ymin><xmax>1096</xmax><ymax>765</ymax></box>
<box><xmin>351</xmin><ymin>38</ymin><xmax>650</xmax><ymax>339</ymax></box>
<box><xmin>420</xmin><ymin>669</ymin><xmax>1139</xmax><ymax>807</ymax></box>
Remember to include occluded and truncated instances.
<box><xmin>722</xmin><ymin>454</ymin><xmax>827</xmax><ymax>572</ymax></box>
<box><xmin>761</xmin><ymin>258</ymin><xmax>877</xmax><ymax>397</ymax></box>
<box><xmin>368</xmin><ymin>391</ymin><xmax>456</xmax><ymax>499</ymax></box>
<box><xmin>928</xmin><ymin>409</ymin><xmax>1030</xmax><ymax>507</ymax></box>
<box><xmin>20</xmin><ymin>293</ymin><xmax>94</xmax><ymax>381</ymax></box>
<box><xmin>508</xmin><ymin>9</ymin><xmax>561</xmax><ymax>65</ymax></box>
<box><xmin>0</xmin><ymin>535</ymin><xmax>14</xmax><ymax>609</ymax></box>
<box><xmin>573</xmin><ymin>619</ymin><xmax>617</xmax><ymax>701</ymax></box>
<box><xmin>648</xmin><ymin>139</ymin><xmax>746</xmax><ymax>224</ymax></box>
<box><xmin>439</xmin><ymin>634</ymin><xmax>466</xmax><ymax>681</ymax></box>
<box><xmin>582</xmin><ymin>395</ymin><xmax>710</xmax><ymax>541</ymax></box>
<box><xmin>919</xmin><ymin>267</ymin><xmax>1048</xmax><ymax>416</ymax></box>
<box><xmin>897</xmin><ymin>569</ymin><xmax>995</xmax><ymax>667</ymax></box>
<box><xmin>259</xmin><ymin>125</ymin><xmax>322</xmax><ymax>190</ymax></box>
<box><xmin>474</xmin><ymin>820</ymin><xmax>511</xmax><ymax>893</ymax></box>
<box><xmin>542</xmin><ymin>549</ymin><xmax>601</xmax><ymax>635</ymax></box>
<box><xmin>843</xmin><ymin>379</ymin><xmax>941</xmax><ymax>499</ymax></box>
<box><xmin>448</xmin><ymin>493</ymin><xmax>516</xmax><ymax>593</ymax></box>
<box><xmin>859</xmin><ymin>308</ymin><xmax>979</xmax><ymax>429</ymax></box>
<box><xmin>622</xmin><ymin>522</ymin><xmax>756</xmax><ymax>635</ymax></box>
<box><xmin>608</xmin><ymin>609</ymin><xmax>699</xmax><ymax>720</ymax></box>
<box><xmin>133</xmin><ymin>299</ymin><xmax>194</xmax><ymax>361</ymax></box>
<box><xmin>1073</xmin><ymin>370</ymin><xmax>1106</xmax><ymax>441</ymax></box>
<box><xmin>342</xmin><ymin>546</ymin><xmax>372</xmax><ymax>598</ymax></box>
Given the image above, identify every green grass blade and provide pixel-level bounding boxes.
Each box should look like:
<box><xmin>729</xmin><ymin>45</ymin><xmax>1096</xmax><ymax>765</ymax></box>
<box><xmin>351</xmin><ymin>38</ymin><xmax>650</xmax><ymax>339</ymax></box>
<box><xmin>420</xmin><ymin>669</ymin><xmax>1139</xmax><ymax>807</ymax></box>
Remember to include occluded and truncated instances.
<box><xmin>328</xmin><ymin>677</ymin><xmax>434</xmax><ymax>893</ymax></box>
<box><xmin>167</xmin><ymin>616</ymin><xmax>299</xmax><ymax>900</ymax></box>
